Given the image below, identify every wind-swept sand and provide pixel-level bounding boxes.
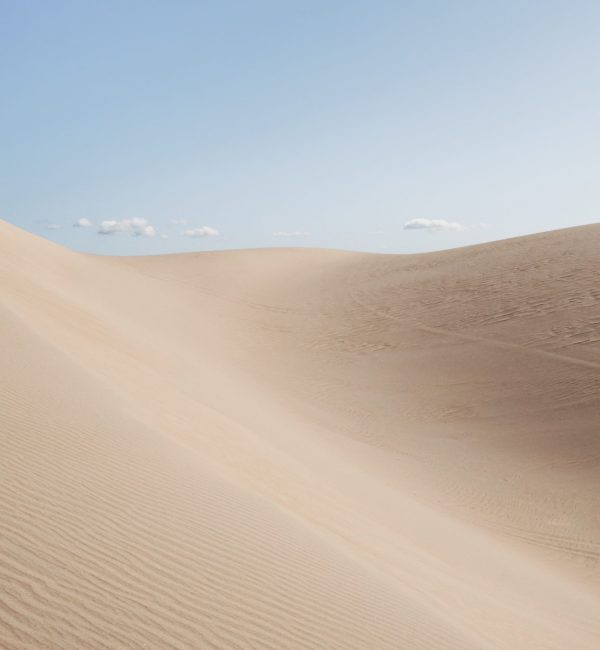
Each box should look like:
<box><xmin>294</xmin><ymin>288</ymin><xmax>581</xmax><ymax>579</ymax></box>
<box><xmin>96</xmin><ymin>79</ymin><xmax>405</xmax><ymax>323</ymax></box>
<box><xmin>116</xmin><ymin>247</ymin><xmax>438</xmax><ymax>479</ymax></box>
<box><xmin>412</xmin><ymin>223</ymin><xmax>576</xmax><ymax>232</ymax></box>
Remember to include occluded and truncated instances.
<box><xmin>1</xmin><ymin>219</ymin><xmax>599</xmax><ymax>649</ymax></box>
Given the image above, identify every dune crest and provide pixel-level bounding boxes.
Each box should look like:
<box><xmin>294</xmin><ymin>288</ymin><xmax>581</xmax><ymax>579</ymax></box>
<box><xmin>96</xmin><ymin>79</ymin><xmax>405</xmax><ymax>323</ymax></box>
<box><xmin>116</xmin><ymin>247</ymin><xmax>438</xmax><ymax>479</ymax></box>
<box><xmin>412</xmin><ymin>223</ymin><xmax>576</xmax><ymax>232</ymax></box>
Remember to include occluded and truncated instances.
<box><xmin>1</xmin><ymin>219</ymin><xmax>599</xmax><ymax>649</ymax></box>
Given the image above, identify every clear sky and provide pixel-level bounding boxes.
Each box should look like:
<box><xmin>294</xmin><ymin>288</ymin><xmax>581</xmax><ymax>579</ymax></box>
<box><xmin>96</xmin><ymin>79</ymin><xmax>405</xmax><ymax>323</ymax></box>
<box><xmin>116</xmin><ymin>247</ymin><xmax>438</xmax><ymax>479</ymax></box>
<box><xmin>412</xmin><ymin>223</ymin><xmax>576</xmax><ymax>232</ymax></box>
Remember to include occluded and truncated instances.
<box><xmin>2</xmin><ymin>0</ymin><xmax>599</xmax><ymax>255</ymax></box>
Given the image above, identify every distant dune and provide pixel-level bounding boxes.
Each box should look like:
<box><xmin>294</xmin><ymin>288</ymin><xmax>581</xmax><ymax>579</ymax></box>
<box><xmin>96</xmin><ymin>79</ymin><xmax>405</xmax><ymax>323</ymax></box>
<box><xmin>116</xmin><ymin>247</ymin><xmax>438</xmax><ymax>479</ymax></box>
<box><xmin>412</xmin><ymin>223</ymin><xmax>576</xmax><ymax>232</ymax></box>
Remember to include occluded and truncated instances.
<box><xmin>1</xmin><ymin>219</ymin><xmax>599</xmax><ymax>649</ymax></box>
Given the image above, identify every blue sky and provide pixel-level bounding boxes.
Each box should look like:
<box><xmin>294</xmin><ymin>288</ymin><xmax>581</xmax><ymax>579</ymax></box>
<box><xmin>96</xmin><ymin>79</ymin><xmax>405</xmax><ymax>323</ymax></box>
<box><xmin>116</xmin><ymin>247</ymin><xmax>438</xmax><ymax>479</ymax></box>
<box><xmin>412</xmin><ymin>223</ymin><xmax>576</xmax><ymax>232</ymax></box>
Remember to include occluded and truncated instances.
<box><xmin>2</xmin><ymin>0</ymin><xmax>599</xmax><ymax>255</ymax></box>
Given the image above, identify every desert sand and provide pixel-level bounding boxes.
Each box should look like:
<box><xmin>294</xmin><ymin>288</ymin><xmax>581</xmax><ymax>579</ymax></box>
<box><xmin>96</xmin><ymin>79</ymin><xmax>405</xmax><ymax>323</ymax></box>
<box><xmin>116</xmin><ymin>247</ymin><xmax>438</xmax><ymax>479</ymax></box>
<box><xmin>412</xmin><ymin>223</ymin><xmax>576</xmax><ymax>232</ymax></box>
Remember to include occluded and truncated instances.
<box><xmin>1</xmin><ymin>218</ymin><xmax>599</xmax><ymax>649</ymax></box>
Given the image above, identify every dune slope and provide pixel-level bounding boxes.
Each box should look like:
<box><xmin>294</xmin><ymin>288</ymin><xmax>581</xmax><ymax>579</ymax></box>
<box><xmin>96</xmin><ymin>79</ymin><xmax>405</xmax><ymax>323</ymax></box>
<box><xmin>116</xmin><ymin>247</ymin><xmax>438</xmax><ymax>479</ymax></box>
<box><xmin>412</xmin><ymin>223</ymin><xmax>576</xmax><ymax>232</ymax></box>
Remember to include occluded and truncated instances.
<box><xmin>1</xmin><ymin>220</ymin><xmax>599</xmax><ymax>649</ymax></box>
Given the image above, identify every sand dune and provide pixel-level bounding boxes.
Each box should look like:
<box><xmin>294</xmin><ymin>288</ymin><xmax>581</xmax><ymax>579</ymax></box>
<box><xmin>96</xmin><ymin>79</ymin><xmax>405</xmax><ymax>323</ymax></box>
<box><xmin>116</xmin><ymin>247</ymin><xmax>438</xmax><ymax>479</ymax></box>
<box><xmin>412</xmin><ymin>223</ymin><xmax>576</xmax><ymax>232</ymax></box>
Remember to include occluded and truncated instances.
<box><xmin>1</xmin><ymin>219</ymin><xmax>599</xmax><ymax>649</ymax></box>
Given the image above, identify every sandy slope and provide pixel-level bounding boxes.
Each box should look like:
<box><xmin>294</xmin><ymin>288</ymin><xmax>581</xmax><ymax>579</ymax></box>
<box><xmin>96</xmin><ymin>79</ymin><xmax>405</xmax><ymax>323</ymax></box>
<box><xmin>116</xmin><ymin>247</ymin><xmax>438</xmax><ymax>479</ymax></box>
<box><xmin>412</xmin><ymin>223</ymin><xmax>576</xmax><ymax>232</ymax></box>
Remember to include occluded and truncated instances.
<box><xmin>1</xmin><ymin>219</ymin><xmax>599</xmax><ymax>649</ymax></box>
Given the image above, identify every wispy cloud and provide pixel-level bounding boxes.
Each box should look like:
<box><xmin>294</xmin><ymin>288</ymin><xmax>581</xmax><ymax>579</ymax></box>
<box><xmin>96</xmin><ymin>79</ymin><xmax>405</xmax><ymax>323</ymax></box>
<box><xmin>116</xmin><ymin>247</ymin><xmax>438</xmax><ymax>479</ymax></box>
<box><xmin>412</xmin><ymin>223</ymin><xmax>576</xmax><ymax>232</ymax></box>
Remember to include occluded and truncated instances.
<box><xmin>183</xmin><ymin>226</ymin><xmax>219</xmax><ymax>238</ymax></box>
<box><xmin>46</xmin><ymin>223</ymin><xmax>62</xmax><ymax>230</ymax></box>
<box><xmin>170</xmin><ymin>218</ymin><xmax>188</xmax><ymax>225</ymax></box>
<box><xmin>404</xmin><ymin>218</ymin><xmax>465</xmax><ymax>232</ymax></box>
<box><xmin>98</xmin><ymin>218</ymin><xmax>157</xmax><ymax>237</ymax></box>
<box><xmin>272</xmin><ymin>231</ymin><xmax>309</xmax><ymax>238</ymax></box>
<box><xmin>73</xmin><ymin>217</ymin><xmax>93</xmax><ymax>228</ymax></box>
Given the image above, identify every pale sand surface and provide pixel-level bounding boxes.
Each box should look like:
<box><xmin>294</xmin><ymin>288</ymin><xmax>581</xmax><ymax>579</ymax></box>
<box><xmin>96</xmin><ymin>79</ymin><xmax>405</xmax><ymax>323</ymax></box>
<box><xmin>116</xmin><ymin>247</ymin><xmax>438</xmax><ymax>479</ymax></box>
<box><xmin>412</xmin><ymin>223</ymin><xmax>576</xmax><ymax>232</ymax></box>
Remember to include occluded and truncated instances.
<box><xmin>1</xmin><ymin>219</ymin><xmax>599</xmax><ymax>648</ymax></box>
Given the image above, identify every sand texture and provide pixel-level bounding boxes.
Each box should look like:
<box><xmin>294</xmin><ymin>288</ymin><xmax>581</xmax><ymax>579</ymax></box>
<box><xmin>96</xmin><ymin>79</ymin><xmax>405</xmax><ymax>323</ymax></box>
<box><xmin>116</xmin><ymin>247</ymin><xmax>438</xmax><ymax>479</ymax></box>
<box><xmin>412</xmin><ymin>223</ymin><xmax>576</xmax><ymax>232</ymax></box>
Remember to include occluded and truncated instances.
<box><xmin>1</xmin><ymin>219</ymin><xmax>599</xmax><ymax>648</ymax></box>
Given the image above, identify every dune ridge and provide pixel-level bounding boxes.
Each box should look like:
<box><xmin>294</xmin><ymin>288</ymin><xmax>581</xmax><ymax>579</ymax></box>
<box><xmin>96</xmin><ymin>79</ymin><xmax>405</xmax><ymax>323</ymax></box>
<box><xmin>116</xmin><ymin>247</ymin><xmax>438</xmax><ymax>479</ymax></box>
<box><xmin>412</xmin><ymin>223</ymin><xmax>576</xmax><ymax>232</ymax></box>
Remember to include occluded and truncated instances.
<box><xmin>1</xmin><ymin>219</ymin><xmax>599</xmax><ymax>649</ymax></box>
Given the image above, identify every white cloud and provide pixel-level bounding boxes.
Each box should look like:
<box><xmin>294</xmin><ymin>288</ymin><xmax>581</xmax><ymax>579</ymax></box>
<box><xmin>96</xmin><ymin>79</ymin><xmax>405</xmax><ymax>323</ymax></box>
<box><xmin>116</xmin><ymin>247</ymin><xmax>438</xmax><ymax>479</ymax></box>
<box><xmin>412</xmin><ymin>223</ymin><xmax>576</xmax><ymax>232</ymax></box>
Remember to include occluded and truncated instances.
<box><xmin>160</xmin><ymin>234</ymin><xmax>168</xmax><ymax>239</ymax></box>
<box><xmin>272</xmin><ymin>231</ymin><xmax>309</xmax><ymax>237</ymax></box>
<box><xmin>46</xmin><ymin>223</ymin><xmax>62</xmax><ymax>230</ymax></box>
<box><xmin>170</xmin><ymin>218</ymin><xmax>188</xmax><ymax>225</ymax></box>
<box><xmin>404</xmin><ymin>218</ymin><xmax>465</xmax><ymax>232</ymax></box>
<box><xmin>98</xmin><ymin>218</ymin><xmax>157</xmax><ymax>237</ymax></box>
<box><xmin>73</xmin><ymin>217</ymin><xmax>93</xmax><ymax>228</ymax></box>
<box><xmin>183</xmin><ymin>226</ymin><xmax>219</xmax><ymax>238</ymax></box>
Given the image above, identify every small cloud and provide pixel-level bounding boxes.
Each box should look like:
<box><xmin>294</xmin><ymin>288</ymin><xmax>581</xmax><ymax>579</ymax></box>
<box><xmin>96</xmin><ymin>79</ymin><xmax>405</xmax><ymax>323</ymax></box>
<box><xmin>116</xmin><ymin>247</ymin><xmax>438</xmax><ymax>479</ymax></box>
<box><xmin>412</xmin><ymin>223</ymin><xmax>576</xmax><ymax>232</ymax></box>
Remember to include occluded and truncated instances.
<box><xmin>479</xmin><ymin>222</ymin><xmax>492</xmax><ymax>229</ymax></box>
<box><xmin>272</xmin><ymin>231</ymin><xmax>309</xmax><ymax>238</ymax></box>
<box><xmin>404</xmin><ymin>218</ymin><xmax>465</xmax><ymax>232</ymax></box>
<box><xmin>46</xmin><ymin>223</ymin><xmax>62</xmax><ymax>230</ymax></box>
<box><xmin>98</xmin><ymin>218</ymin><xmax>156</xmax><ymax>237</ymax></box>
<box><xmin>73</xmin><ymin>217</ymin><xmax>93</xmax><ymax>228</ymax></box>
<box><xmin>160</xmin><ymin>234</ymin><xmax>168</xmax><ymax>239</ymax></box>
<box><xmin>170</xmin><ymin>218</ymin><xmax>188</xmax><ymax>225</ymax></box>
<box><xmin>183</xmin><ymin>226</ymin><xmax>219</xmax><ymax>238</ymax></box>
<box><xmin>98</xmin><ymin>220</ymin><xmax>121</xmax><ymax>235</ymax></box>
